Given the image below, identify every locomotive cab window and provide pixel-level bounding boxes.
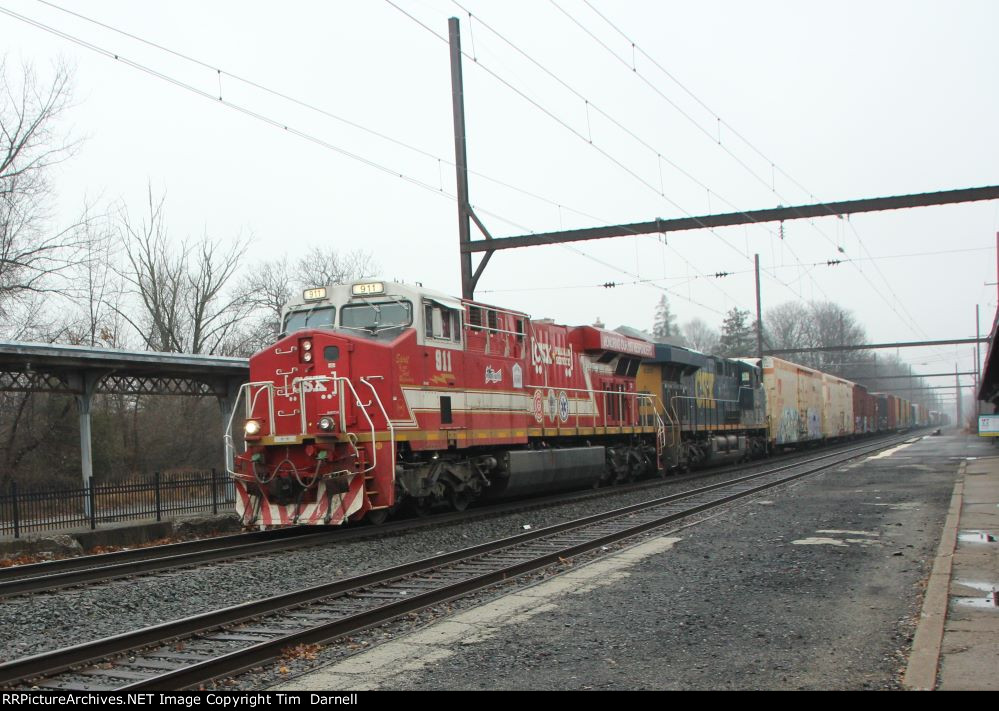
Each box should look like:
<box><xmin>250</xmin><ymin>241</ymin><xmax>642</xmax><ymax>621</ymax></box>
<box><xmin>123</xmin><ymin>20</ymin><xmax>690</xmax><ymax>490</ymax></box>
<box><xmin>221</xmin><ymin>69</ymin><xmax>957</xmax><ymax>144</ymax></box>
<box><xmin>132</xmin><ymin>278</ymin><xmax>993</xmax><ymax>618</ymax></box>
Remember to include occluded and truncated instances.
<box><xmin>341</xmin><ymin>301</ymin><xmax>412</xmax><ymax>332</ymax></box>
<box><xmin>424</xmin><ymin>301</ymin><xmax>461</xmax><ymax>344</ymax></box>
<box><xmin>283</xmin><ymin>306</ymin><xmax>335</xmax><ymax>333</ymax></box>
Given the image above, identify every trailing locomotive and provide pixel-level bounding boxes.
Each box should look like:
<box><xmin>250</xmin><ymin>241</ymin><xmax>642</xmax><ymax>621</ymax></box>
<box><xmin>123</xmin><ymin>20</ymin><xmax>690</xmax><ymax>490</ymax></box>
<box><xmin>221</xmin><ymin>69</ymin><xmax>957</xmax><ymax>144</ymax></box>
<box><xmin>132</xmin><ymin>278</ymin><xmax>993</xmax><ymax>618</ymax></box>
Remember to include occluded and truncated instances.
<box><xmin>225</xmin><ymin>279</ymin><xmax>921</xmax><ymax>529</ymax></box>
<box><xmin>637</xmin><ymin>345</ymin><xmax>768</xmax><ymax>469</ymax></box>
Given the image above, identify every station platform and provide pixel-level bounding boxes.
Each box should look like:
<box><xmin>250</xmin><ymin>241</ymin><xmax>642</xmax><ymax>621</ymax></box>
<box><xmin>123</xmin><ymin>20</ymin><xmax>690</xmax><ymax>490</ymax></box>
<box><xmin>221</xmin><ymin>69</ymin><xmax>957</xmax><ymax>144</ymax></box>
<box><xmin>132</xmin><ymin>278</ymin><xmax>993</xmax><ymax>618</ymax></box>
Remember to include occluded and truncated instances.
<box><xmin>904</xmin><ymin>437</ymin><xmax>999</xmax><ymax>690</ymax></box>
<box><xmin>273</xmin><ymin>431</ymin><xmax>998</xmax><ymax>691</ymax></box>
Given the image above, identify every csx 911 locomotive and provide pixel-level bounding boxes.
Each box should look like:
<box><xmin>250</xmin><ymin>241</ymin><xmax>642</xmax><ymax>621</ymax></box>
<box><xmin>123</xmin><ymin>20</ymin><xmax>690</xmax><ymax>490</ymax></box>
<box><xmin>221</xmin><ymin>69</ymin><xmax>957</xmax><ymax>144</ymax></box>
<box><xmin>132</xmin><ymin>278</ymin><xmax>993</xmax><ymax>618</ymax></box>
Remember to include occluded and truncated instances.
<box><xmin>224</xmin><ymin>279</ymin><xmax>914</xmax><ymax>528</ymax></box>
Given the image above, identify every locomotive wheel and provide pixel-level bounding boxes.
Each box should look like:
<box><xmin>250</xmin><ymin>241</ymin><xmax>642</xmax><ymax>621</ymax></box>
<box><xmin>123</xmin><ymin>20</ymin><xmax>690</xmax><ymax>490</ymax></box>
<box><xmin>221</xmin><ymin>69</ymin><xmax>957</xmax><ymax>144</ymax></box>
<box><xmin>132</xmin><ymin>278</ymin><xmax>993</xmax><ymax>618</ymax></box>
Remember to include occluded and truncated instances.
<box><xmin>365</xmin><ymin>508</ymin><xmax>389</xmax><ymax>526</ymax></box>
<box><xmin>408</xmin><ymin>498</ymin><xmax>432</xmax><ymax>517</ymax></box>
<box><xmin>448</xmin><ymin>487</ymin><xmax>471</xmax><ymax>512</ymax></box>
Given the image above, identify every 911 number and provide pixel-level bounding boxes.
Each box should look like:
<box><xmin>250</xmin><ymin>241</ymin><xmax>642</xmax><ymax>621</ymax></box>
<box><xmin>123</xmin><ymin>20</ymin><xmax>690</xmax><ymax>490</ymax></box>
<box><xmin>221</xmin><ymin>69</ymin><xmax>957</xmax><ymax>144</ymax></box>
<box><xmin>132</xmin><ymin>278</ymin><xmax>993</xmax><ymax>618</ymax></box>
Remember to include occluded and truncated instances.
<box><xmin>435</xmin><ymin>349</ymin><xmax>453</xmax><ymax>372</ymax></box>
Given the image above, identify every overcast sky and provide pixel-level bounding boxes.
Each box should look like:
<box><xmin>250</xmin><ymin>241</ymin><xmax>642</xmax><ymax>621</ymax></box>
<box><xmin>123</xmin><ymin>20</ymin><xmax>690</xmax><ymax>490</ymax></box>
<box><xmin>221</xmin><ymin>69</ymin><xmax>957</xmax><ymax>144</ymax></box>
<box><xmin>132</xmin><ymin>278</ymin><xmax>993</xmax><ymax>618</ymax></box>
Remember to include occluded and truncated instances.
<box><xmin>3</xmin><ymin>0</ymin><xmax>997</xmax><ymax>414</ymax></box>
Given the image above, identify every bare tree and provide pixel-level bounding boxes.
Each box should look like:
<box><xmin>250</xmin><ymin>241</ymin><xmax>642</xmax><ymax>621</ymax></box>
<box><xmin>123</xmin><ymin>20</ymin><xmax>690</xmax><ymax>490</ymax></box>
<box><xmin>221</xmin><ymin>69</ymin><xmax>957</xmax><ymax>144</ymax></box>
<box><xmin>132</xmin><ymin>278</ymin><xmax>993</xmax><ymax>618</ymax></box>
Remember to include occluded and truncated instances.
<box><xmin>296</xmin><ymin>246</ymin><xmax>377</xmax><ymax>288</ymax></box>
<box><xmin>62</xmin><ymin>211</ymin><xmax>130</xmax><ymax>347</ymax></box>
<box><xmin>680</xmin><ymin>317</ymin><xmax>719</xmax><ymax>353</ymax></box>
<box><xmin>116</xmin><ymin>186</ymin><xmax>252</xmax><ymax>354</ymax></box>
<box><xmin>0</xmin><ymin>58</ymin><xmax>89</xmax><ymax>330</ymax></box>
<box><xmin>762</xmin><ymin>300</ymin><xmax>866</xmax><ymax>372</ymax></box>
<box><xmin>240</xmin><ymin>247</ymin><xmax>379</xmax><ymax>351</ymax></box>
<box><xmin>245</xmin><ymin>256</ymin><xmax>293</xmax><ymax>329</ymax></box>
<box><xmin>763</xmin><ymin>302</ymin><xmax>811</xmax><ymax>353</ymax></box>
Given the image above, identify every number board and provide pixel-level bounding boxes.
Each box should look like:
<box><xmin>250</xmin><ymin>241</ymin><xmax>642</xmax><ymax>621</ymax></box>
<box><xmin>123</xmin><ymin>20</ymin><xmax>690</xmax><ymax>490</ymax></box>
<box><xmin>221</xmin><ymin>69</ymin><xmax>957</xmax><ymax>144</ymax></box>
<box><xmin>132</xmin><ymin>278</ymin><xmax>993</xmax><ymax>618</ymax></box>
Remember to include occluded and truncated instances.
<box><xmin>351</xmin><ymin>282</ymin><xmax>385</xmax><ymax>296</ymax></box>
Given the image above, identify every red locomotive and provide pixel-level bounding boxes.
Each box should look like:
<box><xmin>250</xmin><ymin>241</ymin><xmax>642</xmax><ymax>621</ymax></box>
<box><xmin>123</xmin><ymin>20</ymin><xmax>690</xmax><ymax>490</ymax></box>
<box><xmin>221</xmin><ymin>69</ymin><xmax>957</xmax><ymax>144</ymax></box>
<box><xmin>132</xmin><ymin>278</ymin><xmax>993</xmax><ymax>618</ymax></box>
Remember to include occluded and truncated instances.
<box><xmin>226</xmin><ymin>279</ymin><xmax>666</xmax><ymax>527</ymax></box>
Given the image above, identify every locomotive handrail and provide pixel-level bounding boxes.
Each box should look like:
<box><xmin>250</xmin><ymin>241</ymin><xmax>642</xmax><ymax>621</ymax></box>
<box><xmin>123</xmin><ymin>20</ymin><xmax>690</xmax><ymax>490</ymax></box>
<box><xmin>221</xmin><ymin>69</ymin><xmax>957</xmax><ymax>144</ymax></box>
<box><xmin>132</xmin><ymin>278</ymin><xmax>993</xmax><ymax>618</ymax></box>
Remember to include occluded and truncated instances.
<box><xmin>669</xmin><ymin>384</ymin><xmax>764</xmax><ymax>443</ymax></box>
<box><xmin>224</xmin><ymin>381</ymin><xmax>277</xmax><ymax>477</ymax></box>
<box><xmin>294</xmin><ymin>376</ymin><xmax>379</xmax><ymax>476</ymax></box>
<box><xmin>224</xmin><ymin>376</ymin><xmax>384</xmax><ymax>479</ymax></box>
<box><xmin>360</xmin><ymin>376</ymin><xmax>395</xmax><ymax>505</ymax></box>
<box><xmin>527</xmin><ymin>384</ymin><xmax>668</xmax><ymax>432</ymax></box>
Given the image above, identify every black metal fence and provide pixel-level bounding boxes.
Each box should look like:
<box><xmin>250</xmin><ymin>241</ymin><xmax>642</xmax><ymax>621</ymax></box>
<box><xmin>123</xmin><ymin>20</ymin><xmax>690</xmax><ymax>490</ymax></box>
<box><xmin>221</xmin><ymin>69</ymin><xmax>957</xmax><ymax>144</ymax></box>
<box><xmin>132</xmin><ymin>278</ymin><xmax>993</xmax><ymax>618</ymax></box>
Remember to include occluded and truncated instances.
<box><xmin>0</xmin><ymin>470</ymin><xmax>236</xmax><ymax>538</ymax></box>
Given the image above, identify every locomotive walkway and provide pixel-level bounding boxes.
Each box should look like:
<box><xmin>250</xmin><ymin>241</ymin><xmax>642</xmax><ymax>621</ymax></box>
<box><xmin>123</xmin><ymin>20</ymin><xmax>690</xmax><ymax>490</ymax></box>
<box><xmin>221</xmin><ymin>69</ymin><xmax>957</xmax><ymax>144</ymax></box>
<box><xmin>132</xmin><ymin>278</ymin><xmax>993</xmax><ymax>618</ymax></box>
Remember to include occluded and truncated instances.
<box><xmin>272</xmin><ymin>430</ymin><xmax>998</xmax><ymax>690</ymax></box>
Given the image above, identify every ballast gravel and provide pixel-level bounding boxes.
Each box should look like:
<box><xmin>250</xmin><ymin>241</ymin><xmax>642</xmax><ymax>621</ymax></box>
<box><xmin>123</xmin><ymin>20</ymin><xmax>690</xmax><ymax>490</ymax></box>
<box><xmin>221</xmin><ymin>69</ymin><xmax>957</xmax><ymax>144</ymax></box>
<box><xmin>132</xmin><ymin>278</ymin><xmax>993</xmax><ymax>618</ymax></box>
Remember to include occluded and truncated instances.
<box><xmin>0</xmin><ymin>440</ymin><xmax>897</xmax><ymax>664</ymax></box>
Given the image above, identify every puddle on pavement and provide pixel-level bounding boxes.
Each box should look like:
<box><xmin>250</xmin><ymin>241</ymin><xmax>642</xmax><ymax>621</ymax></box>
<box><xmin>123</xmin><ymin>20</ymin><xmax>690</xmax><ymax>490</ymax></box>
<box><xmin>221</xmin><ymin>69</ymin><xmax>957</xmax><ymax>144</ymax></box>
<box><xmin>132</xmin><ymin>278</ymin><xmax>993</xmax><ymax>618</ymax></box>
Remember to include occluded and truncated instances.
<box><xmin>792</xmin><ymin>537</ymin><xmax>847</xmax><ymax>547</ymax></box>
<box><xmin>955</xmin><ymin>580</ymin><xmax>998</xmax><ymax>594</ymax></box>
<box><xmin>959</xmin><ymin>531</ymin><xmax>998</xmax><ymax>544</ymax></box>
<box><xmin>954</xmin><ymin>586</ymin><xmax>999</xmax><ymax>610</ymax></box>
<box><xmin>866</xmin><ymin>443</ymin><xmax>916</xmax><ymax>460</ymax></box>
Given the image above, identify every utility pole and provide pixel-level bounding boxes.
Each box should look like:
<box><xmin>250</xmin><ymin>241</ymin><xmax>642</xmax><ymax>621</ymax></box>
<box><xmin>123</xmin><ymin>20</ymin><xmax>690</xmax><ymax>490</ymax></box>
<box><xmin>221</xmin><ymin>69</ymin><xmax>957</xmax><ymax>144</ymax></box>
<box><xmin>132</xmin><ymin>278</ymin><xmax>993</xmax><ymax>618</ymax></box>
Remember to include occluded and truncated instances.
<box><xmin>975</xmin><ymin>304</ymin><xmax>981</xmax><ymax>416</ymax></box>
<box><xmin>956</xmin><ymin>363</ymin><xmax>963</xmax><ymax>431</ymax></box>
<box><xmin>755</xmin><ymin>254</ymin><xmax>763</xmax><ymax>362</ymax></box>
<box><xmin>449</xmin><ymin>17</ymin><xmax>473</xmax><ymax>300</ymax></box>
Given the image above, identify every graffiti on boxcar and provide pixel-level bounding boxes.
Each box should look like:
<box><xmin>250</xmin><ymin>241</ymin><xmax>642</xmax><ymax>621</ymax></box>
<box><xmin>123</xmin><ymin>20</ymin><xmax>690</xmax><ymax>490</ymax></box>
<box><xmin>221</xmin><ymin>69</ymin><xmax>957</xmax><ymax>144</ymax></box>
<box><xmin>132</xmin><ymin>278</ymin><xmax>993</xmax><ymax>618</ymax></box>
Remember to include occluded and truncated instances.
<box><xmin>776</xmin><ymin>407</ymin><xmax>799</xmax><ymax>444</ymax></box>
<box><xmin>807</xmin><ymin>408</ymin><xmax>821</xmax><ymax>439</ymax></box>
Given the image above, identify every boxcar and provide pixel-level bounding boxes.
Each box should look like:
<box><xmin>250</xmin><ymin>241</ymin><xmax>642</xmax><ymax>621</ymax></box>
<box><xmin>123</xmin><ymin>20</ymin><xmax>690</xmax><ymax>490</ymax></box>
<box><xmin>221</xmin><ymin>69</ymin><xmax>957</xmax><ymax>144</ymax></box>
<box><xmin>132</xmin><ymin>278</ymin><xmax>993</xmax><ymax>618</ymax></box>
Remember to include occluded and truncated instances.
<box><xmin>760</xmin><ymin>356</ymin><xmax>823</xmax><ymax>446</ymax></box>
<box><xmin>853</xmin><ymin>383</ymin><xmax>876</xmax><ymax>433</ymax></box>
<box><xmin>822</xmin><ymin>373</ymin><xmax>855</xmax><ymax>438</ymax></box>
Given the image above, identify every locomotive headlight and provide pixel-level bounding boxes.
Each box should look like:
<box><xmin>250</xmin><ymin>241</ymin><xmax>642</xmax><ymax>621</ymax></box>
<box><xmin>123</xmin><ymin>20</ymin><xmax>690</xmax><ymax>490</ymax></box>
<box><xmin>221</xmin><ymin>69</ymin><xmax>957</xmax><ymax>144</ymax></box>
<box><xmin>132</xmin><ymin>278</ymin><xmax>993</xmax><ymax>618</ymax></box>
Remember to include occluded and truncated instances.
<box><xmin>303</xmin><ymin>351</ymin><xmax>313</xmax><ymax>362</ymax></box>
<box><xmin>317</xmin><ymin>416</ymin><xmax>336</xmax><ymax>432</ymax></box>
<box><xmin>302</xmin><ymin>340</ymin><xmax>312</xmax><ymax>351</ymax></box>
<box><xmin>244</xmin><ymin>419</ymin><xmax>262</xmax><ymax>436</ymax></box>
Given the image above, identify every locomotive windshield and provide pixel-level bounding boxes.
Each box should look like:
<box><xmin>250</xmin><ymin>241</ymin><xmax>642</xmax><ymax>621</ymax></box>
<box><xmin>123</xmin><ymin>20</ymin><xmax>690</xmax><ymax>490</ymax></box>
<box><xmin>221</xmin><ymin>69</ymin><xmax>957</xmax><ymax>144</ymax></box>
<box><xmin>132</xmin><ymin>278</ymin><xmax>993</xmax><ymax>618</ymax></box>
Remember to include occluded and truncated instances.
<box><xmin>283</xmin><ymin>306</ymin><xmax>335</xmax><ymax>332</ymax></box>
<box><xmin>341</xmin><ymin>301</ymin><xmax>412</xmax><ymax>332</ymax></box>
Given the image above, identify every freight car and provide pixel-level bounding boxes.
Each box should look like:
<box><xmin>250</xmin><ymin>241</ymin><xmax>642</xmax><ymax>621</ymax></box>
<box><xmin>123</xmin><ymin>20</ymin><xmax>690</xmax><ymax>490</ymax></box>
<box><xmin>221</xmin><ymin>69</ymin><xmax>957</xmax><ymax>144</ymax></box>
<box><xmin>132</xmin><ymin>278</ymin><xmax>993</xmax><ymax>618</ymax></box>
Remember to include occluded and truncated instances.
<box><xmin>853</xmin><ymin>383</ymin><xmax>876</xmax><ymax>434</ymax></box>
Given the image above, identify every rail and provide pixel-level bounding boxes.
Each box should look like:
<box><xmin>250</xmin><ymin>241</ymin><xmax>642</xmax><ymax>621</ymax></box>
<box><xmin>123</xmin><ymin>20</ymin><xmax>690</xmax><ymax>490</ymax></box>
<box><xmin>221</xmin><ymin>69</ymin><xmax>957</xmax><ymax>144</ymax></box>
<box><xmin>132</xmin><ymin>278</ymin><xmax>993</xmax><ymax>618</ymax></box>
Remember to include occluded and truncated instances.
<box><xmin>0</xmin><ymin>434</ymin><xmax>913</xmax><ymax>689</ymax></box>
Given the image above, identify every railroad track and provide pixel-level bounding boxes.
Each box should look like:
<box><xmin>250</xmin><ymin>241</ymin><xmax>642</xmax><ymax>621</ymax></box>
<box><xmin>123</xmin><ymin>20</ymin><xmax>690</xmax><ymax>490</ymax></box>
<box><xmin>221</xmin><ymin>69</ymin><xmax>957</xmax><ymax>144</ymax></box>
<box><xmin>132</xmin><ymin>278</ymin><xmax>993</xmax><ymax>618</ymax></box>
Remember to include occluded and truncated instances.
<box><xmin>0</xmin><ymin>434</ymin><xmax>906</xmax><ymax>598</ymax></box>
<box><xmin>0</xmin><ymin>434</ymin><xmax>913</xmax><ymax>691</ymax></box>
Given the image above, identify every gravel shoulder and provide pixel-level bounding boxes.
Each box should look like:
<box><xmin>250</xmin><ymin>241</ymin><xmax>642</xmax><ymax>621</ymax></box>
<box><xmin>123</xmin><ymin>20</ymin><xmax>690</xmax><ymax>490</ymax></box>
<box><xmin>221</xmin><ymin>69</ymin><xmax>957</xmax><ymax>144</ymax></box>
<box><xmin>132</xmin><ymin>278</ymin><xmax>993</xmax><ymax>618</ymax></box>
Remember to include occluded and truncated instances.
<box><xmin>345</xmin><ymin>433</ymin><xmax>973</xmax><ymax>690</ymax></box>
<box><xmin>0</xmin><ymin>449</ymin><xmax>851</xmax><ymax>662</ymax></box>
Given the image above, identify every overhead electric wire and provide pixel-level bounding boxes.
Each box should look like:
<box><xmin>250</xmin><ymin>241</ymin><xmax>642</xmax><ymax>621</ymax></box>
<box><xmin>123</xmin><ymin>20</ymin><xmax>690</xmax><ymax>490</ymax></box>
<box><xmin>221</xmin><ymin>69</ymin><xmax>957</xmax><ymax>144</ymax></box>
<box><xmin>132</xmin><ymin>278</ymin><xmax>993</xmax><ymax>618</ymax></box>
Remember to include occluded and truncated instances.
<box><xmin>449</xmin><ymin>0</ymin><xmax>820</xmax><ymax>305</ymax></box>
<box><xmin>0</xmin><ymin>4</ymin><xmax>455</xmax><ymax>200</ymax></box>
<box><xmin>36</xmin><ymin>0</ymin><xmax>786</xmax><ymax>312</ymax></box>
<box><xmin>564</xmin><ymin>1</ymin><xmax>964</xmax><ymax>351</ymax></box>
<box><xmin>9</xmin><ymin>0</ymin><xmax>741</xmax><ymax>320</ymax></box>
<box><xmin>581</xmin><ymin>0</ymin><xmax>821</xmax><ymax>203</ymax></box>
<box><xmin>550</xmin><ymin>0</ymin><xmax>840</xmax><ymax>302</ymax></box>
<box><xmin>457</xmin><ymin>0</ymin><xmax>820</xmax><ymax>302</ymax></box>
<box><xmin>31</xmin><ymin>0</ymin><xmax>619</xmax><ymax>230</ymax></box>
<box><xmin>20</xmin><ymin>1</ymin><xmax>933</xmax><ymax>331</ymax></box>
<box><xmin>386</xmin><ymin>0</ymin><xmax>817</xmax><ymax>308</ymax></box>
